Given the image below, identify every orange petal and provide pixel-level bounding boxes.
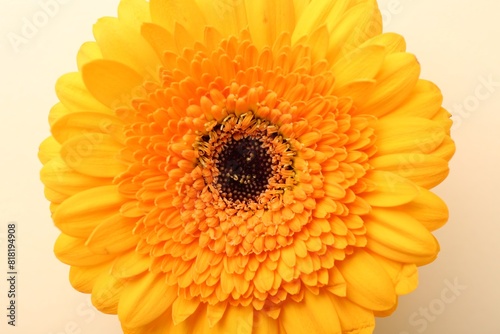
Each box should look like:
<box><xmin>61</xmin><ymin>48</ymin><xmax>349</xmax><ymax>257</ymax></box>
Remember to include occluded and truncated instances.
<box><xmin>118</xmin><ymin>273</ymin><xmax>177</xmax><ymax>328</ymax></box>
<box><xmin>81</xmin><ymin>59</ymin><xmax>144</xmax><ymax>108</ymax></box>
<box><xmin>337</xmin><ymin>249</ymin><xmax>396</xmax><ymax>311</ymax></box>
<box><xmin>365</xmin><ymin>208</ymin><xmax>440</xmax><ymax>265</ymax></box>
<box><xmin>280</xmin><ymin>288</ymin><xmax>342</xmax><ymax>333</ymax></box>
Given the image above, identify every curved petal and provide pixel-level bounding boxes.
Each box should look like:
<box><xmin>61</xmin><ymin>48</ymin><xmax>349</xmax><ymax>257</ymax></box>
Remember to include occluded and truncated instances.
<box><xmin>41</xmin><ymin>156</ymin><xmax>110</xmax><ymax>196</ymax></box>
<box><xmin>327</xmin><ymin>0</ymin><xmax>382</xmax><ymax>62</ymax></box>
<box><xmin>365</xmin><ymin>208</ymin><xmax>440</xmax><ymax>265</ymax></box>
<box><xmin>211</xmin><ymin>304</ymin><xmax>253</xmax><ymax>333</ymax></box>
<box><xmin>111</xmin><ymin>251</ymin><xmax>152</xmax><ymax>278</ymax></box>
<box><xmin>337</xmin><ymin>249</ymin><xmax>396</xmax><ymax>311</ymax></box>
<box><xmin>86</xmin><ymin>214</ymin><xmax>139</xmax><ymax>254</ymax></box>
<box><xmin>360</xmin><ymin>32</ymin><xmax>406</xmax><ymax>54</ymax></box>
<box><xmin>383</xmin><ymin>79</ymin><xmax>443</xmax><ymax>119</ymax></box>
<box><xmin>141</xmin><ymin>23</ymin><xmax>176</xmax><ymax>60</ymax></box>
<box><xmin>329</xmin><ymin>294</ymin><xmax>375</xmax><ymax>334</ymax></box>
<box><xmin>53</xmin><ymin>185</ymin><xmax>126</xmax><ymax>238</ymax></box>
<box><xmin>280</xmin><ymin>289</ymin><xmax>342</xmax><ymax>333</ymax></box>
<box><xmin>55</xmin><ymin>72</ymin><xmax>111</xmax><ymax>114</ymax></box>
<box><xmin>54</xmin><ymin>234</ymin><xmax>114</xmax><ymax>266</ymax></box>
<box><xmin>171</xmin><ymin>297</ymin><xmax>201</xmax><ymax>325</ymax></box>
<box><xmin>93</xmin><ymin>17</ymin><xmax>160</xmax><ymax>78</ymax></box>
<box><xmin>81</xmin><ymin>59</ymin><xmax>144</xmax><ymax>109</ymax></box>
<box><xmin>118</xmin><ymin>272</ymin><xmax>177</xmax><ymax>328</ymax></box>
<box><xmin>362</xmin><ymin>170</ymin><xmax>419</xmax><ymax>207</ymax></box>
<box><xmin>369</xmin><ymin>153</ymin><xmax>449</xmax><ymax>189</ymax></box>
<box><xmin>292</xmin><ymin>0</ymin><xmax>349</xmax><ymax>43</ymax></box>
<box><xmin>246</xmin><ymin>0</ymin><xmax>296</xmax><ymax>49</ymax></box>
<box><xmin>357</xmin><ymin>52</ymin><xmax>420</xmax><ymax>116</ymax></box>
<box><xmin>369</xmin><ymin>252</ymin><xmax>419</xmax><ymax>295</ymax></box>
<box><xmin>92</xmin><ymin>271</ymin><xmax>127</xmax><ymax>314</ymax></box>
<box><xmin>60</xmin><ymin>133</ymin><xmax>127</xmax><ymax>178</ymax></box>
<box><xmin>332</xmin><ymin>44</ymin><xmax>386</xmax><ymax>87</ymax></box>
<box><xmin>69</xmin><ymin>262</ymin><xmax>112</xmax><ymax>293</ymax></box>
<box><xmin>38</xmin><ymin>136</ymin><xmax>61</xmax><ymax>164</ymax></box>
<box><xmin>77</xmin><ymin>42</ymin><xmax>103</xmax><ymax>71</ymax></box>
<box><xmin>395</xmin><ymin>186</ymin><xmax>450</xmax><ymax>231</ymax></box>
<box><xmin>51</xmin><ymin>111</ymin><xmax>124</xmax><ymax>144</ymax></box>
<box><xmin>373</xmin><ymin>117</ymin><xmax>446</xmax><ymax>156</ymax></box>
<box><xmin>118</xmin><ymin>0</ymin><xmax>152</xmax><ymax>30</ymax></box>
<box><xmin>151</xmin><ymin>0</ymin><xmax>206</xmax><ymax>39</ymax></box>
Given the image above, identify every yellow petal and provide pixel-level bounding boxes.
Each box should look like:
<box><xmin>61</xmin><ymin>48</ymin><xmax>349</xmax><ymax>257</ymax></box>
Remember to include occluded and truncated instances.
<box><xmin>253</xmin><ymin>311</ymin><xmax>280</xmax><ymax>334</ymax></box>
<box><xmin>396</xmin><ymin>186</ymin><xmax>449</xmax><ymax>231</ymax></box>
<box><xmin>358</xmin><ymin>52</ymin><xmax>420</xmax><ymax>117</ymax></box>
<box><xmin>86</xmin><ymin>214</ymin><xmax>139</xmax><ymax>254</ymax></box>
<box><xmin>44</xmin><ymin>187</ymin><xmax>68</xmax><ymax>204</ymax></box>
<box><xmin>77</xmin><ymin>42</ymin><xmax>103</xmax><ymax>71</ymax></box>
<box><xmin>141</xmin><ymin>23</ymin><xmax>176</xmax><ymax>60</ymax></box>
<box><xmin>362</xmin><ymin>170</ymin><xmax>419</xmax><ymax>207</ymax></box>
<box><xmin>360</xmin><ymin>32</ymin><xmax>406</xmax><ymax>54</ymax></box>
<box><xmin>38</xmin><ymin>136</ymin><xmax>61</xmax><ymax>164</ymax></box>
<box><xmin>327</xmin><ymin>1</ymin><xmax>382</xmax><ymax>62</ymax></box>
<box><xmin>334</xmin><ymin>79</ymin><xmax>377</xmax><ymax>105</ymax></box>
<box><xmin>122</xmin><ymin>310</ymin><xmax>172</xmax><ymax>334</ymax></box>
<box><xmin>365</xmin><ymin>208</ymin><xmax>439</xmax><ymax>265</ymax></box>
<box><xmin>118</xmin><ymin>0</ymin><xmax>151</xmax><ymax>30</ymax></box>
<box><xmin>150</xmin><ymin>0</ymin><xmax>206</xmax><ymax>39</ymax></box>
<box><xmin>326</xmin><ymin>266</ymin><xmax>347</xmax><ymax>297</ymax></box>
<box><xmin>280</xmin><ymin>288</ymin><xmax>342</xmax><ymax>334</ymax></box>
<box><xmin>55</xmin><ymin>72</ymin><xmax>111</xmax><ymax>114</ymax></box>
<box><xmin>369</xmin><ymin>153</ymin><xmax>449</xmax><ymax>189</ymax></box>
<box><xmin>206</xmin><ymin>302</ymin><xmax>227</xmax><ymax>328</ymax></box>
<box><xmin>292</xmin><ymin>0</ymin><xmax>309</xmax><ymax>20</ymax></box>
<box><xmin>112</xmin><ymin>251</ymin><xmax>151</xmax><ymax>278</ymax></box>
<box><xmin>337</xmin><ymin>249</ymin><xmax>396</xmax><ymax>311</ymax></box>
<box><xmin>369</xmin><ymin>253</ymin><xmax>419</xmax><ymax>295</ymax></box>
<box><xmin>92</xmin><ymin>271</ymin><xmax>127</xmax><ymax>314</ymax></box>
<box><xmin>329</xmin><ymin>295</ymin><xmax>375</xmax><ymax>334</ymax></box>
<box><xmin>193</xmin><ymin>1</ymin><xmax>246</xmax><ymax>39</ymax></box>
<box><xmin>119</xmin><ymin>273</ymin><xmax>177</xmax><ymax>328</ymax></box>
<box><xmin>48</xmin><ymin>102</ymin><xmax>70</xmax><ymax>126</ymax></box>
<box><xmin>41</xmin><ymin>157</ymin><xmax>110</xmax><ymax>196</ymax></box>
<box><xmin>430</xmin><ymin>135</ymin><xmax>456</xmax><ymax>162</ymax></box>
<box><xmin>332</xmin><ymin>44</ymin><xmax>386</xmax><ymax>87</ymax></box>
<box><xmin>292</xmin><ymin>0</ymin><xmax>349</xmax><ymax>43</ymax></box>
<box><xmin>374</xmin><ymin>117</ymin><xmax>445</xmax><ymax>156</ymax></box>
<box><xmin>60</xmin><ymin>133</ymin><xmax>127</xmax><ymax>178</ymax></box>
<box><xmin>69</xmin><ymin>262</ymin><xmax>111</xmax><ymax>293</ymax></box>
<box><xmin>212</xmin><ymin>304</ymin><xmax>253</xmax><ymax>334</ymax></box>
<box><xmin>51</xmin><ymin>112</ymin><xmax>124</xmax><ymax>144</ymax></box>
<box><xmin>54</xmin><ymin>234</ymin><xmax>114</xmax><ymax>266</ymax></box>
<box><xmin>53</xmin><ymin>185</ymin><xmax>126</xmax><ymax>238</ymax></box>
<box><xmin>246</xmin><ymin>0</ymin><xmax>296</xmax><ymax>49</ymax></box>
<box><xmin>384</xmin><ymin>79</ymin><xmax>443</xmax><ymax>119</ymax></box>
<box><xmin>254</xmin><ymin>263</ymin><xmax>275</xmax><ymax>292</ymax></box>
<box><xmin>93</xmin><ymin>17</ymin><xmax>159</xmax><ymax>78</ymax></box>
<box><xmin>373</xmin><ymin>299</ymin><xmax>399</xmax><ymax>317</ymax></box>
<box><xmin>172</xmin><ymin>297</ymin><xmax>200</xmax><ymax>325</ymax></box>
<box><xmin>81</xmin><ymin>59</ymin><xmax>144</xmax><ymax>108</ymax></box>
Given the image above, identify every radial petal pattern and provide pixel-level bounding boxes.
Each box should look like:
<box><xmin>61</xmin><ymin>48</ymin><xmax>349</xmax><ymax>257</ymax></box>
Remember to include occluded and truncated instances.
<box><xmin>39</xmin><ymin>0</ymin><xmax>455</xmax><ymax>333</ymax></box>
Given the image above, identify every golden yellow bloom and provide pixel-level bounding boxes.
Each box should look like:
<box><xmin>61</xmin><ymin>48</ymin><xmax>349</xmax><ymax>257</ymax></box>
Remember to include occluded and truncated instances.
<box><xmin>39</xmin><ymin>0</ymin><xmax>455</xmax><ymax>333</ymax></box>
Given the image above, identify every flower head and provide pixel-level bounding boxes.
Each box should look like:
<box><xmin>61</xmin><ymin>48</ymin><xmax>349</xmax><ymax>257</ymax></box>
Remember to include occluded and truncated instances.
<box><xmin>39</xmin><ymin>0</ymin><xmax>455</xmax><ymax>333</ymax></box>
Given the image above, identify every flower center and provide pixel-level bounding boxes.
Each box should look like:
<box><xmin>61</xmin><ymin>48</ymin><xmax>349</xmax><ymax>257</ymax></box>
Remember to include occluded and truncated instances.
<box><xmin>196</xmin><ymin>112</ymin><xmax>295</xmax><ymax>210</ymax></box>
<box><xmin>214</xmin><ymin>136</ymin><xmax>274</xmax><ymax>203</ymax></box>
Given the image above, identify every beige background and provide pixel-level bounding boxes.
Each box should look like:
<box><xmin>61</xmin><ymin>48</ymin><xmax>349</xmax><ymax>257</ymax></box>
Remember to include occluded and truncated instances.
<box><xmin>0</xmin><ymin>0</ymin><xmax>499</xmax><ymax>333</ymax></box>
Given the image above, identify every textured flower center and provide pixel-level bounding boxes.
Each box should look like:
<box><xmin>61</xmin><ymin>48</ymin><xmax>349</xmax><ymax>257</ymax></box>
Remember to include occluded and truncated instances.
<box><xmin>215</xmin><ymin>136</ymin><xmax>273</xmax><ymax>203</ymax></box>
<box><xmin>196</xmin><ymin>112</ymin><xmax>294</xmax><ymax>209</ymax></box>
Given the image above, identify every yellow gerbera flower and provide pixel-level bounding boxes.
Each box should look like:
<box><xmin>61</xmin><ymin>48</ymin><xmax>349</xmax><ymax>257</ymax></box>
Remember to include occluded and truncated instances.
<box><xmin>39</xmin><ymin>0</ymin><xmax>455</xmax><ymax>333</ymax></box>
